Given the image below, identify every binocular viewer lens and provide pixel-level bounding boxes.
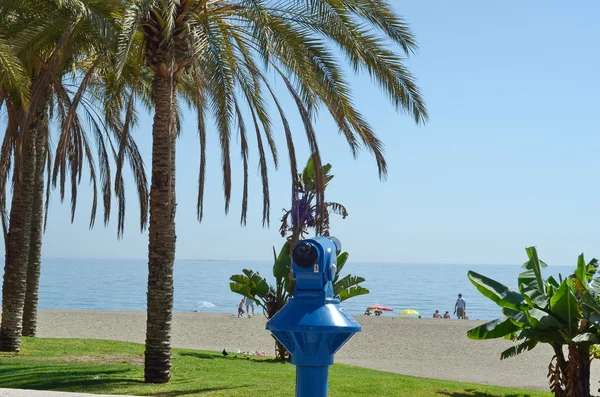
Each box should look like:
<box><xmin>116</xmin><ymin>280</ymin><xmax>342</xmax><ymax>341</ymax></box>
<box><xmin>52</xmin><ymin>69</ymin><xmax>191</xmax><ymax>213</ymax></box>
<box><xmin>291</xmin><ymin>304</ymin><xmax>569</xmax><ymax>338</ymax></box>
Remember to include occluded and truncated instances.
<box><xmin>293</xmin><ymin>242</ymin><xmax>319</xmax><ymax>269</ymax></box>
<box><xmin>292</xmin><ymin>237</ymin><xmax>342</xmax><ymax>269</ymax></box>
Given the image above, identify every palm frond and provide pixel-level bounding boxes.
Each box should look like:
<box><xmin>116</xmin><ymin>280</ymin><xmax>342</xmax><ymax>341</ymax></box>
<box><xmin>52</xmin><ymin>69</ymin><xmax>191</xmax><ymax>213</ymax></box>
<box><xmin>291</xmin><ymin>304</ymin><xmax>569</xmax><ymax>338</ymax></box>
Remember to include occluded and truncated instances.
<box><xmin>233</xmin><ymin>98</ymin><xmax>249</xmax><ymax>225</ymax></box>
<box><xmin>0</xmin><ymin>36</ymin><xmax>30</xmax><ymax>106</ymax></box>
<box><xmin>326</xmin><ymin>201</ymin><xmax>348</xmax><ymax>218</ymax></box>
<box><xmin>106</xmin><ymin>0</ymin><xmax>427</xmax><ymax>231</ymax></box>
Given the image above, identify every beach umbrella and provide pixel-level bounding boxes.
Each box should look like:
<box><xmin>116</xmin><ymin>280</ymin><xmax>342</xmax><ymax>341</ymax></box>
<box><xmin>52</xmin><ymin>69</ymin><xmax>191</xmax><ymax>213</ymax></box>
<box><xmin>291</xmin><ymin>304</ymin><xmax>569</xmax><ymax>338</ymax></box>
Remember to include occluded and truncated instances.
<box><xmin>367</xmin><ymin>304</ymin><xmax>393</xmax><ymax>312</ymax></box>
<box><xmin>398</xmin><ymin>309</ymin><xmax>419</xmax><ymax>316</ymax></box>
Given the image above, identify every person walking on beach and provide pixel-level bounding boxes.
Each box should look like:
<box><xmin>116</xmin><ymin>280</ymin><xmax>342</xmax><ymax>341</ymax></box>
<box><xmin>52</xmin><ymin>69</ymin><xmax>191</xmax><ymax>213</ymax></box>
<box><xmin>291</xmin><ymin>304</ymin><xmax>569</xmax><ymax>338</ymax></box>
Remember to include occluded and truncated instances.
<box><xmin>245</xmin><ymin>297</ymin><xmax>255</xmax><ymax>317</ymax></box>
<box><xmin>454</xmin><ymin>294</ymin><xmax>466</xmax><ymax>319</ymax></box>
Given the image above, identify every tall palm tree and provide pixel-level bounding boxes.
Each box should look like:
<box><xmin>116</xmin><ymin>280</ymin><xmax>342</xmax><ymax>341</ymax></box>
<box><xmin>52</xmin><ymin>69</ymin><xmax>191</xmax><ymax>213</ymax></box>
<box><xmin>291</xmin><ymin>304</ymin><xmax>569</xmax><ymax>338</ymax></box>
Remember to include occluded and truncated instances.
<box><xmin>0</xmin><ymin>2</ymin><xmax>61</xmax><ymax>346</ymax></box>
<box><xmin>0</xmin><ymin>62</ymin><xmax>53</xmax><ymax>352</ymax></box>
<box><xmin>20</xmin><ymin>89</ymin><xmax>50</xmax><ymax>337</ymax></box>
<box><xmin>0</xmin><ymin>0</ymin><xmax>148</xmax><ymax>348</ymax></box>
<box><xmin>116</xmin><ymin>0</ymin><xmax>427</xmax><ymax>383</ymax></box>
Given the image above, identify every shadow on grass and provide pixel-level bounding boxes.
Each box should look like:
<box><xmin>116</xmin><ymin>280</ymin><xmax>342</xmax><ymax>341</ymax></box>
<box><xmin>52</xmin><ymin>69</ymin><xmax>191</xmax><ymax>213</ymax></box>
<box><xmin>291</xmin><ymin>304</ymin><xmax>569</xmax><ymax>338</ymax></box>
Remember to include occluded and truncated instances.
<box><xmin>0</xmin><ymin>361</ymin><xmax>254</xmax><ymax>397</ymax></box>
<box><xmin>250</xmin><ymin>358</ymin><xmax>289</xmax><ymax>364</ymax></box>
<box><xmin>178</xmin><ymin>352</ymin><xmax>220</xmax><ymax>360</ymax></box>
<box><xmin>179</xmin><ymin>352</ymin><xmax>287</xmax><ymax>364</ymax></box>
<box><xmin>0</xmin><ymin>363</ymin><xmax>143</xmax><ymax>393</ymax></box>
<box><xmin>145</xmin><ymin>385</ymin><xmax>249</xmax><ymax>396</ymax></box>
<box><xmin>438</xmin><ymin>389</ymin><xmax>536</xmax><ymax>397</ymax></box>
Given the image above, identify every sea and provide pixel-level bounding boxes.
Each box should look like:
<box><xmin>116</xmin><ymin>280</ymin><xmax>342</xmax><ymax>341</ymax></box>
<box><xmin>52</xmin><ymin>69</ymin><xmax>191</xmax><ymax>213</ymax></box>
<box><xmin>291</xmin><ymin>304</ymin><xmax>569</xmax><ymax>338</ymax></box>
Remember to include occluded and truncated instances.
<box><xmin>1</xmin><ymin>258</ymin><xmax>575</xmax><ymax>321</ymax></box>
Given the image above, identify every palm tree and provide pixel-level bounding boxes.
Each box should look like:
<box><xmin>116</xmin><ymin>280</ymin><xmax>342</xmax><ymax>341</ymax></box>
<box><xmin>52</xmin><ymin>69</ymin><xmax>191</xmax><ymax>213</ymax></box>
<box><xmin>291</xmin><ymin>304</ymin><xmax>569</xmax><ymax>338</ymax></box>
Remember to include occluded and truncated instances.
<box><xmin>20</xmin><ymin>89</ymin><xmax>50</xmax><ymax>337</ymax></box>
<box><xmin>0</xmin><ymin>6</ymin><xmax>58</xmax><ymax>347</ymax></box>
<box><xmin>0</xmin><ymin>0</ymin><xmax>148</xmax><ymax>348</ymax></box>
<box><xmin>0</xmin><ymin>87</ymin><xmax>44</xmax><ymax>352</ymax></box>
<box><xmin>116</xmin><ymin>0</ymin><xmax>427</xmax><ymax>383</ymax></box>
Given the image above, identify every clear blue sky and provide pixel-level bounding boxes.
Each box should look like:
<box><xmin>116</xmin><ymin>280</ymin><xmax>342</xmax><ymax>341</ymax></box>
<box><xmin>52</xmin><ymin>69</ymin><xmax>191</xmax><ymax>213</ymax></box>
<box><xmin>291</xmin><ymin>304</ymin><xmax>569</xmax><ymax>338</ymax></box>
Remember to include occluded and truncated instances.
<box><xmin>24</xmin><ymin>1</ymin><xmax>600</xmax><ymax>265</ymax></box>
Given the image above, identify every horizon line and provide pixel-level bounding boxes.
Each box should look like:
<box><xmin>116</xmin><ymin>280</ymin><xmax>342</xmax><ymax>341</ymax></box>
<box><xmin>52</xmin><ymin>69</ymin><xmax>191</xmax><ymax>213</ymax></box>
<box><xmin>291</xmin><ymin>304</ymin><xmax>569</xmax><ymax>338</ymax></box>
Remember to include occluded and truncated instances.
<box><xmin>40</xmin><ymin>256</ymin><xmax>523</xmax><ymax>267</ymax></box>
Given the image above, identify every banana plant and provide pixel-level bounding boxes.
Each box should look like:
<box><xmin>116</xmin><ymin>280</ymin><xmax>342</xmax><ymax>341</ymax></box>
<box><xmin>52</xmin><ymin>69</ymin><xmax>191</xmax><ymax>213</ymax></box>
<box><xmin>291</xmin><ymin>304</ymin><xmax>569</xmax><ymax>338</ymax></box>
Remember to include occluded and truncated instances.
<box><xmin>467</xmin><ymin>247</ymin><xmax>599</xmax><ymax>397</ymax></box>
<box><xmin>230</xmin><ymin>244</ymin><xmax>291</xmax><ymax>318</ymax></box>
<box><xmin>230</xmin><ymin>243</ymin><xmax>369</xmax><ymax>358</ymax></box>
<box><xmin>229</xmin><ymin>242</ymin><xmax>292</xmax><ymax>360</ymax></box>
<box><xmin>230</xmin><ymin>246</ymin><xmax>369</xmax><ymax>311</ymax></box>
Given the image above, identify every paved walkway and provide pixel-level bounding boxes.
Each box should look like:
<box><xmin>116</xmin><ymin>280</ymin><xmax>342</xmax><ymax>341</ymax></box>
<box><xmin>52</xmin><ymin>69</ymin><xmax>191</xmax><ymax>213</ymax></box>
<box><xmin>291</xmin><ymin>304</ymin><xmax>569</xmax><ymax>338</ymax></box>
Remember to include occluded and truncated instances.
<box><xmin>0</xmin><ymin>390</ymin><xmax>138</xmax><ymax>397</ymax></box>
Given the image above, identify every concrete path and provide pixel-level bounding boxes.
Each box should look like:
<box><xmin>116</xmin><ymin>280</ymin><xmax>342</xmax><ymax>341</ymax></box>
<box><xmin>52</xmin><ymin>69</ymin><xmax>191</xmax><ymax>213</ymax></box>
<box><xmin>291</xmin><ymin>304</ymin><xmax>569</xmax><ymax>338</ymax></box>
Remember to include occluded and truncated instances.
<box><xmin>0</xmin><ymin>390</ymin><xmax>138</xmax><ymax>397</ymax></box>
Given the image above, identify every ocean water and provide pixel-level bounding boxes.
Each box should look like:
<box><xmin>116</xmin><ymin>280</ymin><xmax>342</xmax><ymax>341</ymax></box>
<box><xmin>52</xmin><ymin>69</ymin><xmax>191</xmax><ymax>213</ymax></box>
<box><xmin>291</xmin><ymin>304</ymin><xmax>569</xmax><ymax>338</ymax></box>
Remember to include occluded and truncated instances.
<box><xmin>1</xmin><ymin>258</ymin><xmax>575</xmax><ymax>321</ymax></box>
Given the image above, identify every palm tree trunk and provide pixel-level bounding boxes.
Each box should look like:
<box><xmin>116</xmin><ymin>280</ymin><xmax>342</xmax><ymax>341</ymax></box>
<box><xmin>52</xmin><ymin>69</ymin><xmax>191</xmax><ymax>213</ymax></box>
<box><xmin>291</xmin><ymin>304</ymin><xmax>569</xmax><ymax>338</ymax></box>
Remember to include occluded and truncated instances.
<box><xmin>0</xmin><ymin>107</ymin><xmax>41</xmax><ymax>351</ymax></box>
<box><xmin>275</xmin><ymin>339</ymin><xmax>289</xmax><ymax>361</ymax></box>
<box><xmin>22</xmin><ymin>104</ymin><xmax>49</xmax><ymax>337</ymax></box>
<box><xmin>144</xmin><ymin>74</ymin><xmax>176</xmax><ymax>383</ymax></box>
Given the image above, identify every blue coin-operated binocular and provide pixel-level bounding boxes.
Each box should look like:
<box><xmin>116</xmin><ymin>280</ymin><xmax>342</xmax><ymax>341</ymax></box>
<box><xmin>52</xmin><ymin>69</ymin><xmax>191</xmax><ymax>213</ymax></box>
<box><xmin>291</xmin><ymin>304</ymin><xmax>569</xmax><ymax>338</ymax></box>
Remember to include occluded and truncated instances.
<box><xmin>266</xmin><ymin>236</ymin><xmax>361</xmax><ymax>397</ymax></box>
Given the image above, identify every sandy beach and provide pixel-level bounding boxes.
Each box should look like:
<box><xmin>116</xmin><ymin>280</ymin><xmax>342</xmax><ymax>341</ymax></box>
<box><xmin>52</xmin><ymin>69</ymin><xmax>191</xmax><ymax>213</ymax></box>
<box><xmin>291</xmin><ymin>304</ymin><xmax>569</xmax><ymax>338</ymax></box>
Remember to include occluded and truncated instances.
<box><xmin>30</xmin><ymin>309</ymin><xmax>600</xmax><ymax>391</ymax></box>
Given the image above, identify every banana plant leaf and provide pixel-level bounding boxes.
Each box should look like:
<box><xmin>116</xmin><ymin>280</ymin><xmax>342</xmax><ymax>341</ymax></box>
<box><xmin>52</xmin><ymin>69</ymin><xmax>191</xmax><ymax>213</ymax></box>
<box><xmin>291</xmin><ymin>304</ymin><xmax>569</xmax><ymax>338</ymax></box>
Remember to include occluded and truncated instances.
<box><xmin>302</xmin><ymin>156</ymin><xmax>315</xmax><ymax>191</ymax></box>
<box><xmin>469</xmin><ymin>247</ymin><xmax>600</xmax><ymax>369</ymax></box>
<box><xmin>572</xmin><ymin>332</ymin><xmax>599</xmax><ymax>344</ymax></box>
<box><xmin>301</xmin><ymin>156</ymin><xmax>334</xmax><ymax>191</ymax></box>
<box><xmin>587</xmin><ymin>278</ymin><xmax>600</xmax><ymax>301</ymax></box>
<box><xmin>229</xmin><ymin>269</ymin><xmax>270</xmax><ymax>305</ymax></box>
<box><xmin>467</xmin><ymin>317</ymin><xmax>520</xmax><ymax>340</ymax></box>
<box><xmin>502</xmin><ymin>307</ymin><xmax>529</xmax><ymax>327</ymax></box>
<box><xmin>338</xmin><ymin>285</ymin><xmax>370</xmax><ymax>302</ymax></box>
<box><xmin>548</xmin><ymin>281</ymin><xmax>581</xmax><ymax>333</ymax></box>
<box><xmin>524</xmin><ymin>247</ymin><xmax>545</xmax><ymax>292</ymax></box>
<box><xmin>575</xmin><ymin>253</ymin><xmax>587</xmax><ymax>284</ymax></box>
<box><xmin>574</xmin><ymin>254</ymin><xmax>599</xmax><ymax>284</ymax></box>
<box><xmin>229</xmin><ymin>278</ymin><xmax>252</xmax><ymax>299</ymax></box>
<box><xmin>273</xmin><ymin>243</ymin><xmax>291</xmax><ymax>280</ymax></box>
<box><xmin>518</xmin><ymin>270</ymin><xmax>549</xmax><ymax>308</ymax></box>
<box><xmin>468</xmin><ymin>271</ymin><xmax>525</xmax><ymax>309</ymax></box>
<box><xmin>525</xmin><ymin>307</ymin><xmax>562</xmax><ymax>329</ymax></box>
<box><xmin>331</xmin><ymin>252</ymin><xmax>369</xmax><ymax>302</ymax></box>
<box><xmin>244</xmin><ymin>269</ymin><xmax>270</xmax><ymax>296</ymax></box>
<box><xmin>519</xmin><ymin>328</ymin><xmax>565</xmax><ymax>344</ymax></box>
<box><xmin>500</xmin><ymin>339</ymin><xmax>538</xmax><ymax>360</ymax></box>
<box><xmin>576</xmin><ymin>276</ymin><xmax>600</xmax><ymax>319</ymax></box>
<box><xmin>335</xmin><ymin>252</ymin><xmax>349</xmax><ymax>279</ymax></box>
<box><xmin>546</xmin><ymin>275</ymin><xmax>560</xmax><ymax>289</ymax></box>
<box><xmin>335</xmin><ymin>274</ymin><xmax>369</xmax><ymax>302</ymax></box>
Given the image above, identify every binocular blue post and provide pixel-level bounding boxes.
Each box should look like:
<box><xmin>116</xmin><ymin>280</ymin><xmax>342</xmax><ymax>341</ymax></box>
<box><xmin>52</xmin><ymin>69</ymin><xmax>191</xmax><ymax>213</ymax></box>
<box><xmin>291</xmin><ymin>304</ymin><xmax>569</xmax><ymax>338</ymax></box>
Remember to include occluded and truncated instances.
<box><xmin>266</xmin><ymin>237</ymin><xmax>361</xmax><ymax>397</ymax></box>
<box><xmin>296</xmin><ymin>366</ymin><xmax>329</xmax><ymax>397</ymax></box>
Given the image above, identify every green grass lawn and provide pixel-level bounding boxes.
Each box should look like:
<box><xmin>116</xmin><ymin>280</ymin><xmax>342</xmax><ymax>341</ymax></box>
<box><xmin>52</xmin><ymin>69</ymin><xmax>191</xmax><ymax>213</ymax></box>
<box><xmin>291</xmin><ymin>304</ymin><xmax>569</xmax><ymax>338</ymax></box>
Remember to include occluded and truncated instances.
<box><xmin>0</xmin><ymin>338</ymin><xmax>550</xmax><ymax>397</ymax></box>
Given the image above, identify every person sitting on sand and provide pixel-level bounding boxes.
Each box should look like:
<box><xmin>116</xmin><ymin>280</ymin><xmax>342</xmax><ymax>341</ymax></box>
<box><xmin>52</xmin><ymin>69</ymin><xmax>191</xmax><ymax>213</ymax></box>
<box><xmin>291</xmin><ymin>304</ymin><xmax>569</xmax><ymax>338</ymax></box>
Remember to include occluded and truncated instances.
<box><xmin>443</xmin><ymin>311</ymin><xmax>451</xmax><ymax>319</ymax></box>
<box><xmin>433</xmin><ymin>310</ymin><xmax>442</xmax><ymax>318</ymax></box>
<box><xmin>463</xmin><ymin>311</ymin><xmax>469</xmax><ymax>320</ymax></box>
<box><xmin>374</xmin><ymin>310</ymin><xmax>382</xmax><ymax>316</ymax></box>
<box><xmin>364</xmin><ymin>309</ymin><xmax>372</xmax><ymax>316</ymax></box>
<box><xmin>237</xmin><ymin>299</ymin><xmax>245</xmax><ymax>318</ymax></box>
